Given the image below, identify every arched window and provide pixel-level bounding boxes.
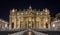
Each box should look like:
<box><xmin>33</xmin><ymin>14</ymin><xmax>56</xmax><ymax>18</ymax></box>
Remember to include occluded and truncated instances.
<box><xmin>11</xmin><ymin>22</ymin><xmax>14</xmax><ymax>29</ymax></box>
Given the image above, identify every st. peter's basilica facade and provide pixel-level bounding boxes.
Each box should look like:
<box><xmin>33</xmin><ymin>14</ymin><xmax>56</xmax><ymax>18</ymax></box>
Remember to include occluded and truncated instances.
<box><xmin>9</xmin><ymin>6</ymin><xmax>51</xmax><ymax>30</ymax></box>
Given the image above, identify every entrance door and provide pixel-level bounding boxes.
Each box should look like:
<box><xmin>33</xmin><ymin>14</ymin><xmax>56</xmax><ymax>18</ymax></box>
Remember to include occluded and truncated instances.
<box><xmin>45</xmin><ymin>23</ymin><xmax>48</xmax><ymax>28</ymax></box>
<box><xmin>28</xmin><ymin>22</ymin><xmax>32</xmax><ymax>29</ymax></box>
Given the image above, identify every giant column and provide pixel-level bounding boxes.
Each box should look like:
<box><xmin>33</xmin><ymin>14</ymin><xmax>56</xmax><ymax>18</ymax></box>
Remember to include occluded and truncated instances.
<box><xmin>9</xmin><ymin>8</ymin><xmax>17</xmax><ymax>30</ymax></box>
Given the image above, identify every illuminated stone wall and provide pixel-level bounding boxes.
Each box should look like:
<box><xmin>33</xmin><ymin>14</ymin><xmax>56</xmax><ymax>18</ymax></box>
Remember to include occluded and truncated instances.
<box><xmin>0</xmin><ymin>19</ymin><xmax>8</xmax><ymax>30</ymax></box>
<box><xmin>9</xmin><ymin>6</ymin><xmax>51</xmax><ymax>30</ymax></box>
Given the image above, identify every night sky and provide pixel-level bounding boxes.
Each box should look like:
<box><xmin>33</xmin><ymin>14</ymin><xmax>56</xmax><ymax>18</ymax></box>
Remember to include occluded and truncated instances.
<box><xmin>0</xmin><ymin>0</ymin><xmax>60</xmax><ymax>21</ymax></box>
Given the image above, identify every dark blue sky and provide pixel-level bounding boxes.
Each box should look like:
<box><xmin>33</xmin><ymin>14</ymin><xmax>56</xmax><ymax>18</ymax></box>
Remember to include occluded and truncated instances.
<box><xmin>0</xmin><ymin>0</ymin><xmax>60</xmax><ymax>21</ymax></box>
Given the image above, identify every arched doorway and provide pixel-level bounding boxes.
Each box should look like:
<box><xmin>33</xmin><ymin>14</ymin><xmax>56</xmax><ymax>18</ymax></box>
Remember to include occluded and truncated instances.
<box><xmin>11</xmin><ymin>22</ymin><xmax>14</xmax><ymax>29</ymax></box>
<box><xmin>28</xmin><ymin>23</ymin><xmax>32</xmax><ymax>29</ymax></box>
<box><xmin>45</xmin><ymin>23</ymin><xmax>48</xmax><ymax>28</ymax></box>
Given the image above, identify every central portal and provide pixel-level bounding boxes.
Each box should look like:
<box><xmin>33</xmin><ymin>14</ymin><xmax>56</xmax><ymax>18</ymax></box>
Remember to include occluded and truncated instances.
<box><xmin>28</xmin><ymin>22</ymin><xmax>32</xmax><ymax>29</ymax></box>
